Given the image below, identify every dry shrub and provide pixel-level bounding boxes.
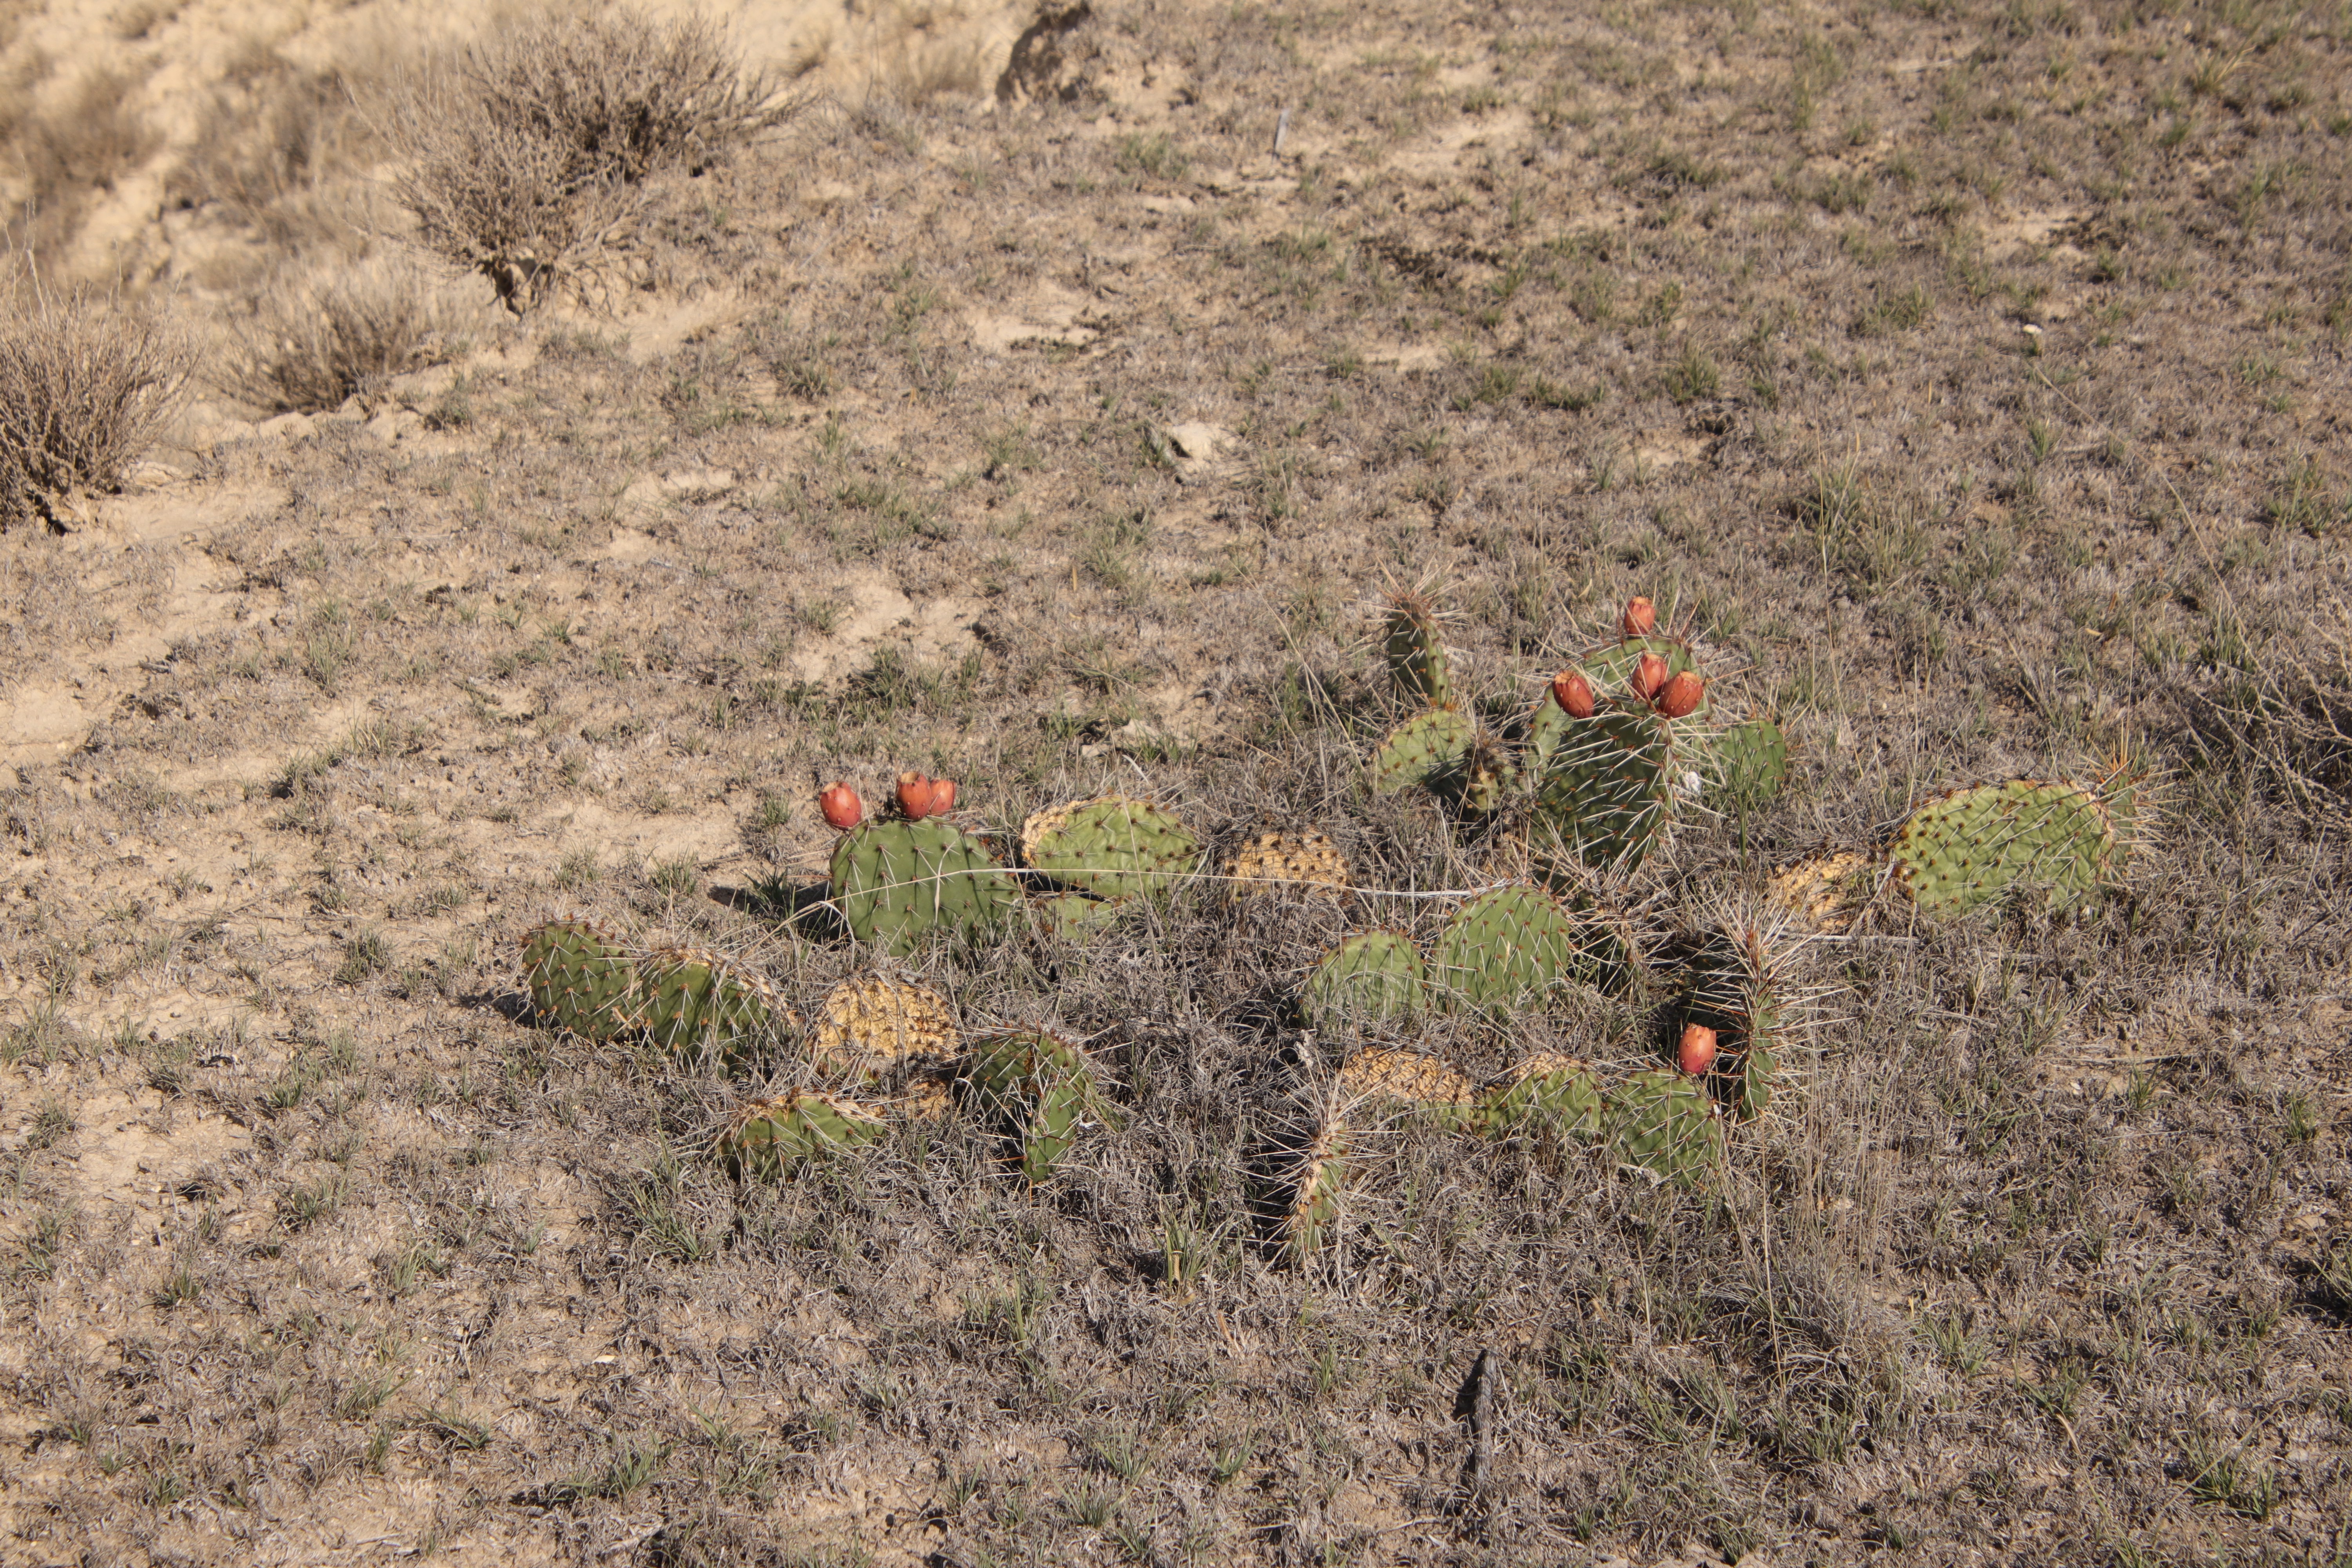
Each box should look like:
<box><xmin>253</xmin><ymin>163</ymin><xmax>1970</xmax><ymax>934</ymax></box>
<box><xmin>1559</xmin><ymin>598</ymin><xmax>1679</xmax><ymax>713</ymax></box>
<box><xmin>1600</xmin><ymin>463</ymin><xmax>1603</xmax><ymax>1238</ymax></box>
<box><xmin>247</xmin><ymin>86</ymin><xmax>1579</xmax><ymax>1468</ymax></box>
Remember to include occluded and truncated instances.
<box><xmin>224</xmin><ymin>260</ymin><xmax>470</xmax><ymax>414</ymax></box>
<box><xmin>387</xmin><ymin>8</ymin><xmax>784</xmax><ymax>312</ymax></box>
<box><xmin>0</xmin><ymin>272</ymin><xmax>190</xmax><ymax>529</ymax></box>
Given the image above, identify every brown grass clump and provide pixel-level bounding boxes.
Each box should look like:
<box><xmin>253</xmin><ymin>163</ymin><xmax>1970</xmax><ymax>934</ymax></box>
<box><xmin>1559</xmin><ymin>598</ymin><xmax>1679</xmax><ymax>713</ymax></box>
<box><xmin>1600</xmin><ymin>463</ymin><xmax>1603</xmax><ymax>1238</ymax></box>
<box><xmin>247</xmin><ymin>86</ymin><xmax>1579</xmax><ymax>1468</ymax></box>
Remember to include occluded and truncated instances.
<box><xmin>223</xmin><ymin>259</ymin><xmax>468</xmax><ymax>414</ymax></box>
<box><xmin>386</xmin><ymin>8</ymin><xmax>784</xmax><ymax>312</ymax></box>
<box><xmin>0</xmin><ymin>273</ymin><xmax>188</xmax><ymax>528</ymax></box>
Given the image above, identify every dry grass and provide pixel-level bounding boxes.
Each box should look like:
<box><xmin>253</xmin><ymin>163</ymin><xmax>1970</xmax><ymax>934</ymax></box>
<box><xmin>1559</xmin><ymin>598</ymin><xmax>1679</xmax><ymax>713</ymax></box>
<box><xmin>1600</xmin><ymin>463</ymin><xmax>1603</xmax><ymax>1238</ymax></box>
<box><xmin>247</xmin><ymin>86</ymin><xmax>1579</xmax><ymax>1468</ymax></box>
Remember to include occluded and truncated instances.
<box><xmin>223</xmin><ymin>259</ymin><xmax>470</xmax><ymax>414</ymax></box>
<box><xmin>386</xmin><ymin>7</ymin><xmax>786</xmax><ymax>312</ymax></box>
<box><xmin>0</xmin><ymin>272</ymin><xmax>189</xmax><ymax>528</ymax></box>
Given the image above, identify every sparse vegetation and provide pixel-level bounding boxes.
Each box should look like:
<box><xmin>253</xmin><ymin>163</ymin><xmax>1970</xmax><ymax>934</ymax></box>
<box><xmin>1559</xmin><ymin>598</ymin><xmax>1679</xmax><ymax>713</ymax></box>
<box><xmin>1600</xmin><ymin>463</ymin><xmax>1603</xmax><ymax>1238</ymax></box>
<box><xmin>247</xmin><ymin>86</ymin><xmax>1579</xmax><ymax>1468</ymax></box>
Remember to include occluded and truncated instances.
<box><xmin>0</xmin><ymin>0</ymin><xmax>2347</xmax><ymax>1562</ymax></box>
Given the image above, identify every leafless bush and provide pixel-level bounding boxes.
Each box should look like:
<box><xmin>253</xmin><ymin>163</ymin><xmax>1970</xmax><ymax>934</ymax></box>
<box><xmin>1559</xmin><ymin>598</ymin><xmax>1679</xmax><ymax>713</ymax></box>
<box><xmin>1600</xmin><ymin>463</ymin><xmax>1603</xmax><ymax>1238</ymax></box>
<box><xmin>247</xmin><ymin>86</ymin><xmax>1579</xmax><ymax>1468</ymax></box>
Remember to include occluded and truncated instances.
<box><xmin>386</xmin><ymin>9</ymin><xmax>785</xmax><ymax>312</ymax></box>
<box><xmin>0</xmin><ymin>274</ymin><xmax>190</xmax><ymax>529</ymax></box>
<box><xmin>225</xmin><ymin>260</ymin><xmax>468</xmax><ymax>414</ymax></box>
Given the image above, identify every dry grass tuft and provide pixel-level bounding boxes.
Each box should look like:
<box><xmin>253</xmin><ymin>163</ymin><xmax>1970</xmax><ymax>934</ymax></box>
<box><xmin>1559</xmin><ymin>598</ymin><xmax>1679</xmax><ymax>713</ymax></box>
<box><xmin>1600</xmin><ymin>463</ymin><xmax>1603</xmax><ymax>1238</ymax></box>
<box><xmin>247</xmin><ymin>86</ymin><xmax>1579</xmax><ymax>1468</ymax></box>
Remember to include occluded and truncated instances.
<box><xmin>223</xmin><ymin>258</ymin><xmax>470</xmax><ymax>414</ymax></box>
<box><xmin>0</xmin><ymin>272</ymin><xmax>189</xmax><ymax>528</ymax></box>
<box><xmin>386</xmin><ymin>8</ymin><xmax>786</xmax><ymax>312</ymax></box>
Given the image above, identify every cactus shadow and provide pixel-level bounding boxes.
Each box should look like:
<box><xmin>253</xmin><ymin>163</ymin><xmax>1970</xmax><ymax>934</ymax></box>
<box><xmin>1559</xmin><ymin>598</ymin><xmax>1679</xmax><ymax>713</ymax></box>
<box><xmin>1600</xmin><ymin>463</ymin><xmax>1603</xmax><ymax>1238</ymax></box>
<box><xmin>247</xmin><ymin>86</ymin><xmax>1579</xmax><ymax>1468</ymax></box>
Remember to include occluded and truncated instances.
<box><xmin>466</xmin><ymin>987</ymin><xmax>538</xmax><ymax>1027</ymax></box>
<box><xmin>726</xmin><ymin>874</ymin><xmax>846</xmax><ymax>942</ymax></box>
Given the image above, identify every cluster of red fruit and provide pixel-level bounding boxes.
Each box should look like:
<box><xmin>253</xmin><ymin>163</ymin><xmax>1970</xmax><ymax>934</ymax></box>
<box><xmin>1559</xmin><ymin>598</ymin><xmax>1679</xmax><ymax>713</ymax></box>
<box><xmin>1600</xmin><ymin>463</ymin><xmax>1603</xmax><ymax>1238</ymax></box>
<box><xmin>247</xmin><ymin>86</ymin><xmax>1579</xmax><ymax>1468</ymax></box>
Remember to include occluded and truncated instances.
<box><xmin>817</xmin><ymin>771</ymin><xmax>958</xmax><ymax>831</ymax></box>
<box><xmin>1546</xmin><ymin>597</ymin><xmax>1704</xmax><ymax>721</ymax></box>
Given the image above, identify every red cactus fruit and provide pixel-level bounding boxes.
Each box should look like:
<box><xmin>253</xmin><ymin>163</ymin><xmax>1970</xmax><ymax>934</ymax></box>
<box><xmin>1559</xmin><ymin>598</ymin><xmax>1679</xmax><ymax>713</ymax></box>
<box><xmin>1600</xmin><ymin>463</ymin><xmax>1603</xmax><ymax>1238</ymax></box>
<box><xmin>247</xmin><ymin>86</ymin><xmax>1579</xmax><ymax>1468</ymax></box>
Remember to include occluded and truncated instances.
<box><xmin>1551</xmin><ymin>670</ymin><xmax>1596</xmax><ymax>719</ymax></box>
<box><xmin>930</xmin><ymin>777</ymin><xmax>957</xmax><ymax>813</ymax></box>
<box><xmin>1632</xmin><ymin>651</ymin><xmax>1670</xmax><ymax>701</ymax></box>
<box><xmin>1653</xmin><ymin>670</ymin><xmax>1704</xmax><ymax>719</ymax></box>
<box><xmin>895</xmin><ymin>770</ymin><xmax>936</xmax><ymax>819</ymax></box>
<box><xmin>819</xmin><ymin>782</ymin><xmax>864</xmax><ymax>830</ymax></box>
<box><xmin>1677</xmin><ymin>1022</ymin><xmax>1719</xmax><ymax>1076</ymax></box>
<box><xmin>1621</xmin><ymin>596</ymin><xmax>1657</xmax><ymax>638</ymax></box>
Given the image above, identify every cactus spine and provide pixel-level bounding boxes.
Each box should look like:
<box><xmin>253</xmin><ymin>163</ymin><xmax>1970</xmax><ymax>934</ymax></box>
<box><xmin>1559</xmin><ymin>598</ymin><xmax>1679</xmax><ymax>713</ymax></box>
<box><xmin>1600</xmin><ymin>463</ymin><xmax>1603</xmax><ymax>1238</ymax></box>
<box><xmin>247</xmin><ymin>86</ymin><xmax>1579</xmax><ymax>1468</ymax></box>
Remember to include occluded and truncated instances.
<box><xmin>1890</xmin><ymin>777</ymin><xmax>2121</xmax><ymax>914</ymax></box>
<box><xmin>1022</xmin><ymin>794</ymin><xmax>1201</xmax><ymax>900</ymax></box>
<box><xmin>639</xmin><ymin>947</ymin><xmax>795</xmax><ymax>1069</ymax></box>
<box><xmin>829</xmin><ymin>817</ymin><xmax>1021</xmax><ymax>954</ymax></box>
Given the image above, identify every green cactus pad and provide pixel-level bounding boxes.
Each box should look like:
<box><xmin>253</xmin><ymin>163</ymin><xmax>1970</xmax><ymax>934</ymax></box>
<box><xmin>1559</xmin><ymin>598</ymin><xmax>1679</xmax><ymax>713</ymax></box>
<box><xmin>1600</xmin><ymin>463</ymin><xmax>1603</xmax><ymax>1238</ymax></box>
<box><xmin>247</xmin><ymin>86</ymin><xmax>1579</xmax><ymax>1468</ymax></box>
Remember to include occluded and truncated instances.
<box><xmin>1527</xmin><ymin>692</ymin><xmax>1577</xmax><ymax>772</ymax></box>
<box><xmin>1020</xmin><ymin>794</ymin><xmax>1201</xmax><ymax>900</ymax></box>
<box><xmin>1890</xmin><ymin>779</ymin><xmax>2118</xmax><ymax>915</ymax></box>
<box><xmin>639</xmin><ymin>947</ymin><xmax>794</xmax><ymax>1069</ymax></box>
<box><xmin>1030</xmin><ymin>890</ymin><xmax>1130</xmax><ymax>939</ymax></box>
<box><xmin>1300</xmin><ymin>930</ymin><xmax>1427</xmax><ymax>1034</ymax></box>
<box><xmin>1383</xmin><ymin>597</ymin><xmax>1451</xmax><ymax>707</ymax></box>
<box><xmin>1680</xmin><ymin>924</ymin><xmax>1785</xmax><ymax>1122</ymax></box>
<box><xmin>716</xmin><ymin>1090</ymin><xmax>887</xmax><ymax>1177</ymax></box>
<box><xmin>1459</xmin><ymin>735</ymin><xmax>1520</xmax><ymax>815</ymax></box>
<box><xmin>829</xmin><ymin>817</ymin><xmax>1021</xmax><ymax>955</ymax></box>
<box><xmin>1711</xmin><ymin>718</ymin><xmax>1790</xmax><ymax>806</ymax></box>
<box><xmin>965</xmin><ymin>1030</ymin><xmax>1113</xmax><ymax>1185</ymax></box>
<box><xmin>1252</xmin><ymin>1118</ymin><xmax>1348</xmax><ymax>1259</ymax></box>
<box><xmin>1432</xmin><ymin>883</ymin><xmax>1583</xmax><ymax>1014</ymax></box>
<box><xmin>520</xmin><ymin>918</ymin><xmax>640</xmax><ymax>1040</ymax></box>
<box><xmin>1369</xmin><ymin>706</ymin><xmax>1475</xmax><ymax>795</ymax></box>
<box><xmin>1531</xmin><ymin>707</ymin><xmax>1677</xmax><ymax>873</ymax></box>
<box><xmin>1477</xmin><ymin>1053</ymin><xmax>1602</xmax><ymax>1142</ymax></box>
<box><xmin>1606</xmin><ymin>1069</ymin><xmax>1722</xmax><ymax>1187</ymax></box>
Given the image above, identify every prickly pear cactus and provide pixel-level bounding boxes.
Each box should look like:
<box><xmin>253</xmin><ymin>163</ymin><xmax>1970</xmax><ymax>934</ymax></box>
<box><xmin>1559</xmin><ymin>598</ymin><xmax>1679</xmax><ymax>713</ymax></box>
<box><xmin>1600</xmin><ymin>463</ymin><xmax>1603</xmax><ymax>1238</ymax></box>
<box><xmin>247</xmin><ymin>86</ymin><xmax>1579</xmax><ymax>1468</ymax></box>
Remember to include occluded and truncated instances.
<box><xmin>1340</xmin><ymin>1047</ymin><xmax>1476</xmax><ymax>1130</ymax></box>
<box><xmin>1369</xmin><ymin>706</ymin><xmax>1475</xmax><ymax>794</ymax></box>
<box><xmin>829</xmin><ymin>817</ymin><xmax>1021</xmax><ymax>955</ymax></box>
<box><xmin>520</xmin><ymin>918</ymin><xmax>640</xmax><ymax>1040</ymax></box>
<box><xmin>1477</xmin><ymin>1052</ymin><xmax>1602</xmax><ymax>1142</ymax></box>
<box><xmin>1299</xmin><ymin>930</ymin><xmax>1426</xmax><ymax>1033</ymax></box>
<box><xmin>1606</xmin><ymin>1069</ymin><xmax>1722</xmax><ymax>1187</ymax></box>
<box><xmin>1532</xmin><ymin>707</ymin><xmax>1678</xmax><ymax>873</ymax></box>
<box><xmin>1890</xmin><ymin>779</ymin><xmax>2119</xmax><ymax>914</ymax></box>
<box><xmin>1578</xmin><ymin>635</ymin><xmax>1705</xmax><ymax>710</ymax></box>
<box><xmin>1680</xmin><ymin>921</ymin><xmax>1787</xmax><ymax>1123</ymax></box>
<box><xmin>1227</xmin><ymin>829</ymin><xmax>1351</xmax><ymax>902</ymax></box>
<box><xmin>811</xmin><ymin>975</ymin><xmax>958</xmax><ymax>1083</ymax></box>
<box><xmin>1432</xmin><ymin>883</ymin><xmax>1583</xmax><ymax>1014</ymax></box>
<box><xmin>1460</xmin><ymin>733</ymin><xmax>1519</xmax><ymax>815</ymax></box>
<box><xmin>1383</xmin><ymin>594</ymin><xmax>1451</xmax><ymax>706</ymax></box>
<box><xmin>1030</xmin><ymin>890</ymin><xmax>1129</xmax><ymax>939</ymax></box>
<box><xmin>1526</xmin><ymin>691</ymin><xmax>1577</xmax><ymax>772</ymax></box>
<box><xmin>1255</xmin><ymin>1111</ymin><xmax>1348</xmax><ymax>1259</ymax></box>
<box><xmin>717</xmin><ymin>1090</ymin><xmax>887</xmax><ymax>1177</ymax></box>
<box><xmin>1711</xmin><ymin>717</ymin><xmax>1790</xmax><ymax>806</ymax></box>
<box><xmin>965</xmin><ymin>1029</ymin><xmax>1112</xmax><ymax>1185</ymax></box>
<box><xmin>639</xmin><ymin>947</ymin><xmax>795</xmax><ymax>1069</ymax></box>
<box><xmin>1022</xmin><ymin>794</ymin><xmax>1201</xmax><ymax>900</ymax></box>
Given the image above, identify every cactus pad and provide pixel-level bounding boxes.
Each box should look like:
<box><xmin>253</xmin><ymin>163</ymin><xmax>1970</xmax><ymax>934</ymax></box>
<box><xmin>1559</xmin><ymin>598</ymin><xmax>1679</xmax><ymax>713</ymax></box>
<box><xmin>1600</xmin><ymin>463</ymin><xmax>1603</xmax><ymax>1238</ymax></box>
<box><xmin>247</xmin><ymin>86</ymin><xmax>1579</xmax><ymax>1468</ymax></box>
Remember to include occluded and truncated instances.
<box><xmin>1258</xmin><ymin>1115</ymin><xmax>1348</xmax><ymax>1259</ymax></box>
<box><xmin>1370</xmin><ymin>706</ymin><xmax>1475</xmax><ymax>794</ymax></box>
<box><xmin>1531</xmin><ymin>707</ymin><xmax>1677</xmax><ymax>873</ymax></box>
<box><xmin>1031</xmin><ymin>890</ymin><xmax>1130</xmax><ymax>938</ymax></box>
<box><xmin>1606</xmin><ymin>1069</ymin><xmax>1722</xmax><ymax>1187</ymax></box>
<box><xmin>1680</xmin><ymin>923</ymin><xmax>1787</xmax><ymax>1123</ymax></box>
<box><xmin>1227</xmin><ymin>829</ymin><xmax>1351</xmax><ymax>901</ymax></box>
<box><xmin>716</xmin><ymin>1090</ymin><xmax>887</xmax><ymax>1177</ymax></box>
<box><xmin>1432</xmin><ymin>883</ymin><xmax>1583</xmax><ymax>1014</ymax></box>
<box><xmin>1766</xmin><ymin>851</ymin><xmax>1873</xmax><ymax>933</ymax></box>
<box><xmin>1712</xmin><ymin>718</ymin><xmax>1790</xmax><ymax>805</ymax></box>
<box><xmin>1477</xmin><ymin>1052</ymin><xmax>1602</xmax><ymax>1142</ymax></box>
<box><xmin>811</xmin><ymin>975</ymin><xmax>958</xmax><ymax>1083</ymax></box>
<box><xmin>1340</xmin><ymin>1047</ymin><xmax>1475</xmax><ymax>1129</ymax></box>
<box><xmin>639</xmin><ymin>947</ymin><xmax>795</xmax><ymax>1069</ymax></box>
<box><xmin>520</xmin><ymin>918</ymin><xmax>640</xmax><ymax>1040</ymax></box>
<box><xmin>829</xmin><ymin>817</ymin><xmax>1021</xmax><ymax>954</ymax></box>
<box><xmin>1891</xmin><ymin>779</ymin><xmax>2118</xmax><ymax>914</ymax></box>
<box><xmin>1299</xmin><ymin>930</ymin><xmax>1426</xmax><ymax>1034</ymax></box>
<box><xmin>964</xmin><ymin>1029</ymin><xmax>1111</xmax><ymax>1185</ymax></box>
<box><xmin>1021</xmin><ymin>794</ymin><xmax>1201</xmax><ymax>899</ymax></box>
<box><xmin>1460</xmin><ymin>734</ymin><xmax>1520</xmax><ymax>815</ymax></box>
<box><xmin>1382</xmin><ymin>595</ymin><xmax>1451</xmax><ymax>707</ymax></box>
